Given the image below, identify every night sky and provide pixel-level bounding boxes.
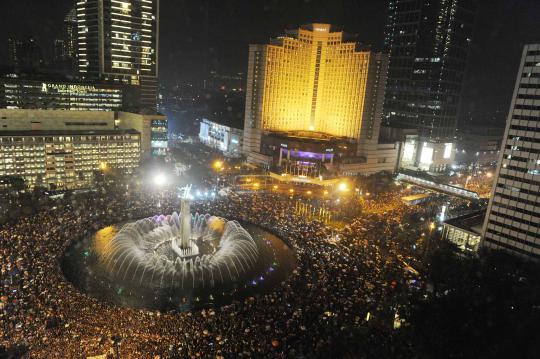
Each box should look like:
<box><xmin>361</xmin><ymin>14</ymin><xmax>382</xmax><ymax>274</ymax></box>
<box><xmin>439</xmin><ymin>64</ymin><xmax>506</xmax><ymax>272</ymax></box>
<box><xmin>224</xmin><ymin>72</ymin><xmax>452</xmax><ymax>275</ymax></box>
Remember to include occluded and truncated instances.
<box><xmin>1</xmin><ymin>0</ymin><xmax>539</xmax><ymax>127</ymax></box>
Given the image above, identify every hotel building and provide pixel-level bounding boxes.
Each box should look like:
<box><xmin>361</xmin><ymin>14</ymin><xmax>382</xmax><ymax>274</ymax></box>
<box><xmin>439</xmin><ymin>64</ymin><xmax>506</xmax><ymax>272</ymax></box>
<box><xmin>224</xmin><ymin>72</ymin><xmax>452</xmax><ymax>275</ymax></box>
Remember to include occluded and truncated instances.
<box><xmin>0</xmin><ymin>76</ymin><xmax>124</xmax><ymax>111</ymax></box>
<box><xmin>0</xmin><ymin>129</ymin><xmax>140</xmax><ymax>190</ymax></box>
<box><xmin>482</xmin><ymin>44</ymin><xmax>540</xmax><ymax>260</ymax></box>
<box><xmin>243</xmin><ymin>23</ymin><xmax>399</xmax><ymax>176</ymax></box>
<box><xmin>0</xmin><ymin>109</ymin><xmax>167</xmax><ymax>157</ymax></box>
<box><xmin>76</xmin><ymin>0</ymin><xmax>159</xmax><ymax>112</ymax></box>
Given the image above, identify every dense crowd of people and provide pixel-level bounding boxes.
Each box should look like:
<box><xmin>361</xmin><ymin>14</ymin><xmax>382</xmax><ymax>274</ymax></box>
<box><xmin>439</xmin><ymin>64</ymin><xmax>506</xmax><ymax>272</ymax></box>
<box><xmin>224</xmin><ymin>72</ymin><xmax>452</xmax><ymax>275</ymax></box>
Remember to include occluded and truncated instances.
<box><xmin>1</xmin><ymin>185</ymin><xmax>463</xmax><ymax>358</ymax></box>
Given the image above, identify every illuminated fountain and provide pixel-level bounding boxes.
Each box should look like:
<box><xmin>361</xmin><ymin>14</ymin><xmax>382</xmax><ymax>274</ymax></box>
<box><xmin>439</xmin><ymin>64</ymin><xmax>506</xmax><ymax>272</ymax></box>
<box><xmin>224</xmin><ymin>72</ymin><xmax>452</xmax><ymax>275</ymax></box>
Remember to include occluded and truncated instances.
<box><xmin>62</xmin><ymin>185</ymin><xmax>295</xmax><ymax>310</ymax></box>
<box><xmin>99</xmin><ymin>186</ymin><xmax>258</xmax><ymax>289</ymax></box>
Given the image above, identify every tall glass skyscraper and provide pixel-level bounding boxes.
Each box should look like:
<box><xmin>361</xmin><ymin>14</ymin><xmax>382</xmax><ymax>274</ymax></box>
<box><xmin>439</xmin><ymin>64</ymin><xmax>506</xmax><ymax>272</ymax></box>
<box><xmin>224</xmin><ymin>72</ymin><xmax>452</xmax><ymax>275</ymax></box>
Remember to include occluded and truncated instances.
<box><xmin>384</xmin><ymin>0</ymin><xmax>476</xmax><ymax>171</ymax></box>
<box><xmin>482</xmin><ymin>44</ymin><xmax>540</xmax><ymax>260</ymax></box>
<box><xmin>76</xmin><ymin>0</ymin><xmax>159</xmax><ymax>112</ymax></box>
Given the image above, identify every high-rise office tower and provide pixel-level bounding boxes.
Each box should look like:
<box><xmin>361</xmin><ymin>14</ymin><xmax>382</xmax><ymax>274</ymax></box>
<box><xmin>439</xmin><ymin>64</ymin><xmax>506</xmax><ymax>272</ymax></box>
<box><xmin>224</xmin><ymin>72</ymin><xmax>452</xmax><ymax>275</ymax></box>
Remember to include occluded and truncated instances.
<box><xmin>8</xmin><ymin>37</ymin><xmax>43</xmax><ymax>70</ymax></box>
<box><xmin>53</xmin><ymin>39</ymin><xmax>67</xmax><ymax>62</ymax></box>
<box><xmin>384</xmin><ymin>0</ymin><xmax>476</xmax><ymax>171</ymax></box>
<box><xmin>63</xmin><ymin>6</ymin><xmax>78</xmax><ymax>63</ymax></box>
<box><xmin>76</xmin><ymin>0</ymin><xmax>159</xmax><ymax>112</ymax></box>
<box><xmin>481</xmin><ymin>44</ymin><xmax>540</xmax><ymax>260</ymax></box>
<box><xmin>7</xmin><ymin>37</ymin><xmax>22</xmax><ymax>68</ymax></box>
<box><xmin>242</xmin><ymin>24</ymin><xmax>398</xmax><ymax>175</ymax></box>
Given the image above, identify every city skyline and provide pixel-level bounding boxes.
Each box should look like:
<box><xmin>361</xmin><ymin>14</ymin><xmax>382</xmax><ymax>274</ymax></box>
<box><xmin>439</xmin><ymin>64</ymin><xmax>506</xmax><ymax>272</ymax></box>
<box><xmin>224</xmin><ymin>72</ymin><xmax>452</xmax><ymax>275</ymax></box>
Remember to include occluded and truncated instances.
<box><xmin>2</xmin><ymin>1</ymin><xmax>540</xmax><ymax>357</ymax></box>
<box><xmin>0</xmin><ymin>0</ymin><xmax>539</xmax><ymax>126</ymax></box>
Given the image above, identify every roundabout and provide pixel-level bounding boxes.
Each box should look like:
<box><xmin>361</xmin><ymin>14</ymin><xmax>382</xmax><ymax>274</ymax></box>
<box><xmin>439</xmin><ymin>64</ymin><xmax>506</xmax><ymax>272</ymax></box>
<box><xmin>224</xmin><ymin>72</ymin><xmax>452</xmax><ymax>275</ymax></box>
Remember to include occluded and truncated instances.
<box><xmin>62</xmin><ymin>195</ymin><xmax>295</xmax><ymax>311</ymax></box>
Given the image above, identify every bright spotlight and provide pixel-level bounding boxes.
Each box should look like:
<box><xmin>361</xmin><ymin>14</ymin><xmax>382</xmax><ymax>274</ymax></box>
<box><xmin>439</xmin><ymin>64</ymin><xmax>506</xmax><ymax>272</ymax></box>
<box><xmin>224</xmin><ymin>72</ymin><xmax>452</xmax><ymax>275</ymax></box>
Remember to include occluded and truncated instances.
<box><xmin>213</xmin><ymin>160</ymin><xmax>223</xmax><ymax>170</ymax></box>
<box><xmin>338</xmin><ymin>182</ymin><xmax>348</xmax><ymax>192</ymax></box>
<box><xmin>153</xmin><ymin>173</ymin><xmax>167</xmax><ymax>186</ymax></box>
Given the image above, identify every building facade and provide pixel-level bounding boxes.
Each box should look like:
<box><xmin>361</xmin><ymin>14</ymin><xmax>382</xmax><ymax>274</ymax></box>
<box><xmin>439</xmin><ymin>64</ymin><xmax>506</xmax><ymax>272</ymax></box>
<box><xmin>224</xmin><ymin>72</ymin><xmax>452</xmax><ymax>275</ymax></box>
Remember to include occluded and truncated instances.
<box><xmin>7</xmin><ymin>37</ymin><xmax>43</xmax><ymax>70</ymax></box>
<box><xmin>0</xmin><ymin>129</ymin><xmax>140</xmax><ymax>190</ymax></box>
<box><xmin>243</xmin><ymin>23</ymin><xmax>399</xmax><ymax>175</ymax></box>
<box><xmin>0</xmin><ymin>77</ymin><xmax>124</xmax><ymax>111</ymax></box>
<box><xmin>199</xmin><ymin>118</ymin><xmax>243</xmax><ymax>158</ymax></box>
<box><xmin>443</xmin><ymin>211</ymin><xmax>484</xmax><ymax>253</ymax></box>
<box><xmin>116</xmin><ymin>111</ymin><xmax>167</xmax><ymax>156</ymax></box>
<box><xmin>0</xmin><ymin>109</ymin><xmax>167</xmax><ymax>157</ymax></box>
<box><xmin>76</xmin><ymin>0</ymin><xmax>159</xmax><ymax>112</ymax></box>
<box><xmin>455</xmin><ymin>127</ymin><xmax>503</xmax><ymax>167</ymax></box>
<box><xmin>384</xmin><ymin>0</ymin><xmax>477</xmax><ymax>171</ymax></box>
<box><xmin>482</xmin><ymin>44</ymin><xmax>540</xmax><ymax>260</ymax></box>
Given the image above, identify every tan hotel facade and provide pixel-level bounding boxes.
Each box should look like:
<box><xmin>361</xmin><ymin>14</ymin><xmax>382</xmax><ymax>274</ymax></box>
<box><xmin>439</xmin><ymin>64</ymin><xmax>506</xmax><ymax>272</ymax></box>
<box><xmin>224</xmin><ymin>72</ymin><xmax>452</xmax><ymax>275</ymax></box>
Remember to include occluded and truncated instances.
<box><xmin>243</xmin><ymin>23</ymin><xmax>399</xmax><ymax>175</ymax></box>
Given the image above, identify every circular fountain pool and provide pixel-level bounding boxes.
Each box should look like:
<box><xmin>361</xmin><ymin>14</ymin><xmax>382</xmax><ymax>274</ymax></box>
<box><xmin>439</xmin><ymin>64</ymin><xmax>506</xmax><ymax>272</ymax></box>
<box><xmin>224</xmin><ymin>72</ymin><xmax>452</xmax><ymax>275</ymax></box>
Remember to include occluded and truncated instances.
<box><xmin>62</xmin><ymin>210</ymin><xmax>295</xmax><ymax>311</ymax></box>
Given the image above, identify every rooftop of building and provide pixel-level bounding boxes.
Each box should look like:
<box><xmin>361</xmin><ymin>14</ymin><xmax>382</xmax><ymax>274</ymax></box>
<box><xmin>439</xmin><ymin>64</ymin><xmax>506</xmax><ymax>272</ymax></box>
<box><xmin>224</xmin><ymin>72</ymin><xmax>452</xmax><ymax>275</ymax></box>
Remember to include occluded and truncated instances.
<box><xmin>443</xmin><ymin>210</ymin><xmax>486</xmax><ymax>235</ymax></box>
<box><xmin>261</xmin><ymin>23</ymin><xmax>361</xmax><ymax>47</ymax></box>
<box><xmin>0</xmin><ymin>129</ymin><xmax>140</xmax><ymax>136</ymax></box>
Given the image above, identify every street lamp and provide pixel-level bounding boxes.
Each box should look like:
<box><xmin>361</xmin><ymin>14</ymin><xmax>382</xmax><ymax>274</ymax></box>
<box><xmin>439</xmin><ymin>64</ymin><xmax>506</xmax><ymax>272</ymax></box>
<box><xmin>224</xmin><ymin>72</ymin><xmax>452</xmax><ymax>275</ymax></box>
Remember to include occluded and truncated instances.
<box><xmin>99</xmin><ymin>162</ymin><xmax>108</xmax><ymax>171</ymax></box>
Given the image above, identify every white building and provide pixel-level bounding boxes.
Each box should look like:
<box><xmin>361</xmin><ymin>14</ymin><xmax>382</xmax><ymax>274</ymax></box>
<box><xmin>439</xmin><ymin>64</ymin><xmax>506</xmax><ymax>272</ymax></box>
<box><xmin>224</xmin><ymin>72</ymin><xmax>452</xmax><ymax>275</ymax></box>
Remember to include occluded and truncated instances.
<box><xmin>481</xmin><ymin>44</ymin><xmax>540</xmax><ymax>260</ymax></box>
<box><xmin>199</xmin><ymin>118</ymin><xmax>243</xmax><ymax>158</ymax></box>
<box><xmin>400</xmin><ymin>135</ymin><xmax>455</xmax><ymax>172</ymax></box>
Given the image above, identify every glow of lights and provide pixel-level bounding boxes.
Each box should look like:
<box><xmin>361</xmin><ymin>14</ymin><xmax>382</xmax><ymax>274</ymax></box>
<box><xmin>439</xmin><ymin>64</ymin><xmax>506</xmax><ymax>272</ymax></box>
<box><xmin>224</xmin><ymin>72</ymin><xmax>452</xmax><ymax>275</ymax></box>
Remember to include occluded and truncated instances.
<box><xmin>443</xmin><ymin>143</ymin><xmax>453</xmax><ymax>159</ymax></box>
<box><xmin>99</xmin><ymin>162</ymin><xmax>108</xmax><ymax>171</ymax></box>
<box><xmin>307</xmin><ymin>190</ymin><xmax>312</xmax><ymax>195</ymax></box>
<box><xmin>323</xmin><ymin>190</ymin><xmax>329</xmax><ymax>195</ymax></box>
<box><xmin>255</xmin><ymin>24</ymin><xmax>373</xmax><ymax>139</ymax></box>
<box><xmin>213</xmin><ymin>160</ymin><xmax>223</xmax><ymax>170</ymax></box>
<box><xmin>289</xmin><ymin>189</ymin><xmax>294</xmax><ymax>193</ymax></box>
<box><xmin>153</xmin><ymin>173</ymin><xmax>167</xmax><ymax>186</ymax></box>
<box><xmin>338</xmin><ymin>182</ymin><xmax>348</xmax><ymax>192</ymax></box>
<box><xmin>439</xmin><ymin>205</ymin><xmax>447</xmax><ymax>222</ymax></box>
<box><xmin>420</xmin><ymin>145</ymin><xmax>434</xmax><ymax>165</ymax></box>
<box><xmin>486</xmin><ymin>172</ymin><xmax>492</xmax><ymax>178</ymax></box>
<box><xmin>403</xmin><ymin>142</ymin><xmax>415</xmax><ymax>161</ymax></box>
<box><xmin>273</xmin><ymin>185</ymin><xmax>278</xmax><ymax>190</ymax></box>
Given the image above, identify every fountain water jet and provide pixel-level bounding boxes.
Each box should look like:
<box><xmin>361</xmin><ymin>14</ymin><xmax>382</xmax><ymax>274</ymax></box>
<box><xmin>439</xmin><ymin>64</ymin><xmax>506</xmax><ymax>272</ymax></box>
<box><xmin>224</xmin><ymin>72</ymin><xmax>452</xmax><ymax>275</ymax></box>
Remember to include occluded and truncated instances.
<box><xmin>97</xmin><ymin>193</ymin><xmax>258</xmax><ymax>290</ymax></box>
